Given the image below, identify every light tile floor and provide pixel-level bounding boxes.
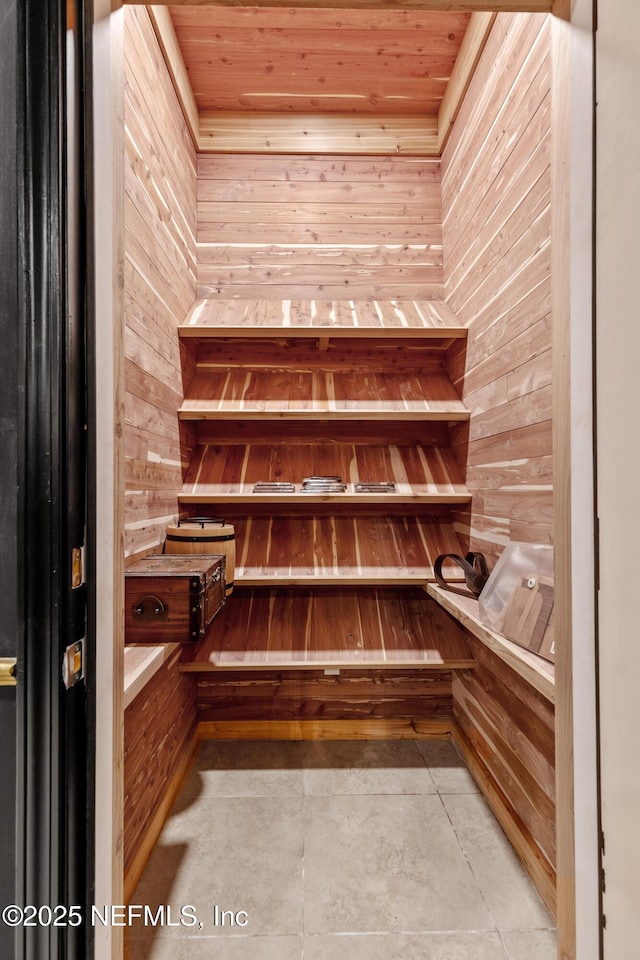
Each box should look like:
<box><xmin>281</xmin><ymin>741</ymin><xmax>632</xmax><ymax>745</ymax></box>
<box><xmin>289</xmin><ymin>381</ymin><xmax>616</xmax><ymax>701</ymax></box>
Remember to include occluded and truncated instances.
<box><xmin>127</xmin><ymin>740</ymin><xmax>556</xmax><ymax>960</ymax></box>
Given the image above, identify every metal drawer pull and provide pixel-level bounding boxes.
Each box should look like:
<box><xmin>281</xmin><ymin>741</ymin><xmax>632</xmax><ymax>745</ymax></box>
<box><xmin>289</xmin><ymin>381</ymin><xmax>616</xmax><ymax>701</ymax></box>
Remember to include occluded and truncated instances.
<box><xmin>133</xmin><ymin>595</ymin><xmax>168</xmax><ymax>620</ymax></box>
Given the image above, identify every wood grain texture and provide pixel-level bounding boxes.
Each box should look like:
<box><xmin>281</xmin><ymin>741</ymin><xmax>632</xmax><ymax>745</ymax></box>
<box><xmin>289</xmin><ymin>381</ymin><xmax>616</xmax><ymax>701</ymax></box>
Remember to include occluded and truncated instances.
<box><xmin>452</xmin><ymin>636</ymin><xmax>556</xmax><ymax>915</ymax></box>
<box><xmin>193</xmin><ymin>336</ymin><xmax>452</xmax><ymax>373</ymax></box>
<box><xmin>439</xmin><ymin>19</ymin><xmax>557</xmax><ymax>902</ymax></box>
<box><xmin>180</xmin><ymin>441</ymin><xmax>470</xmax><ymax>505</ymax></box>
<box><xmin>193</xmin><ymin>420</ymin><xmax>452</xmax><ymax>447</ymax></box>
<box><xmin>437</xmin><ymin>12</ymin><xmax>496</xmax><ymax>152</ymax></box>
<box><xmin>197</xmin><ymin>719</ymin><xmax>454</xmax><ymax>739</ymax></box>
<box><xmin>197</xmin><ymin>153</ymin><xmax>442</xmax><ymax>181</ymax></box>
<box><xmin>123</xmin><ymin>649</ymin><xmax>197</xmax><ymax>885</ymax></box>
<box><xmin>147</xmin><ymin>5</ymin><xmax>199</xmax><ymax>146</ymax></box>
<box><xmin>123</xmin><ymin>729</ymin><xmax>197</xmax><ymax>907</ymax></box>
<box><xmin>123</xmin><ymin>7</ymin><xmax>197</xmax><ymax>560</ymax></box>
<box><xmin>441</xmin><ymin>12</ymin><xmax>552</xmax><ymax>566</ymax></box>
<box><xmin>170</xmin><ymin>8</ymin><xmax>468</xmax><ymax>119</ymax></box>
<box><xmin>426</xmin><ymin>585</ymin><xmax>554</xmax><ymax>702</ymax></box>
<box><xmin>551</xmin><ymin>12</ymin><xmax>575</xmax><ymax>959</ymax></box>
<box><xmin>225</xmin><ymin>514</ymin><xmax>465</xmax><ymax>585</ymax></box>
<box><xmin>181</xmin><ymin>298</ymin><xmax>465</xmax><ymax>338</ymax></box>
<box><xmin>93</xmin><ymin>9</ymin><xmax>126</xmax><ymax>952</ymax></box>
<box><xmin>180</xmin><ymin>369</ymin><xmax>468</xmax><ymax>421</ymax></box>
<box><xmin>138</xmin><ymin>1</ymin><xmax>553</xmax><ymax>11</ymax></box>
<box><xmin>195</xmin><ymin>668</ymin><xmax>457</xmax><ymax>722</ymax></box>
<box><xmin>196</xmin><ymin>153</ymin><xmax>444</xmax><ymax>298</ymax></box>
<box><xmin>181</xmin><ymin>589</ymin><xmax>473</xmax><ymax>669</ymax></box>
<box><xmin>198</xmin><ymin>111</ymin><xmax>439</xmax><ymax>156</ymax></box>
<box><xmin>452</xmin><ymin>719</ymin><xmax>556</xmax><ymax>917</ymax></box>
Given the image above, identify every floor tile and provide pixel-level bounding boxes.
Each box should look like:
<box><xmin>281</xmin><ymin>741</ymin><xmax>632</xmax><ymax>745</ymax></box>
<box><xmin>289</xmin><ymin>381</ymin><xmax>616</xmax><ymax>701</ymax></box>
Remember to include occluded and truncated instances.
<box><xmin>501</xmin><ymin>929</ymin><xmax>558</xmax><ymax>960</ymax></box>
<box><xmin>304</xmin><ymin>931</ymin><xmax>508</xmax><ymax>960</ymax></box>
<box><xmin>416</xmin><ymin>739</ymin><xmax>480</xmax><ymax>795</ymax></box>
<box><xmin>441</xmin><ymin>794</ymin><xmax>553</xmax><ymax>930</ymax></box>
<box><xmin>303</xmin><ymin>794</ymin><xmax>493</xmax><ymax>934</ymax></box>
<box><xmin>127</xmin><ymin>739</ymin><xmax>555</xmax><ymax>955</ymax></box>
<box><xmin>303</xmin><ymin>739</ymin><xmax>436</xmax><ymax>795</ymax></box>
<box><xmin>130</xmin><ymin>796</ymin><xmax>303</xmax><ymax>939</ymax></box>
<box><xmin>128</xmin><ymin>934</ymin><xmax>302</xmax><ymax>960</ymax></box>
<box><xmin>180</xmin><ymin>740</ymin><xmax>304</xmax><ymax>798</ymax></box>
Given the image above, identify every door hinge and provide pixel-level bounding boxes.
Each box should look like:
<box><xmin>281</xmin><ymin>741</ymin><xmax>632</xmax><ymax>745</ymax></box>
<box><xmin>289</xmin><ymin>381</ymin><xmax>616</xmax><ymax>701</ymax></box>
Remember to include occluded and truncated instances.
<box><xmin>0</xmin><ymin>658</ymin><xmax>17</xmax><ymax>687</ymax></box>
<box><xmin>62</xmin><ymin>639</ymin><xmax>85</xmax><ymax>689</ymax></box>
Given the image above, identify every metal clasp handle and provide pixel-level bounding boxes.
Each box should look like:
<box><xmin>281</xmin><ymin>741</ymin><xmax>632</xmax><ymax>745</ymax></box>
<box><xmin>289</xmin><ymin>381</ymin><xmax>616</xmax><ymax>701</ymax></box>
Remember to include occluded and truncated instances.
<box><xmin>133</xmin><ymin>595</ymin><xmax>168</xmax><ymax>620</ymax></box>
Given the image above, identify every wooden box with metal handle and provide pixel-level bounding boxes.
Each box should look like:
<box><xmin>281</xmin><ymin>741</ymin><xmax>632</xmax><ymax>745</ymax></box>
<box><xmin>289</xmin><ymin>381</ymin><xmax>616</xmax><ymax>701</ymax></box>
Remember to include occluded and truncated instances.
<box><xmin>124</xmin><ymin>554</ymin><xmax>226</xmax><ymax>644</ymax></box>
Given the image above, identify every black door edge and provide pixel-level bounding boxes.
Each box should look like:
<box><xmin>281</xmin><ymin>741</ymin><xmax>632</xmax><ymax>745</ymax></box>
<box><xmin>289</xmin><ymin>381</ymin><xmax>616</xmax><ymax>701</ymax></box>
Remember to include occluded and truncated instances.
<box><xmin>16</xmin><ymin>0</ymin><xmax>95</xmax><ymax>956</ymax></box>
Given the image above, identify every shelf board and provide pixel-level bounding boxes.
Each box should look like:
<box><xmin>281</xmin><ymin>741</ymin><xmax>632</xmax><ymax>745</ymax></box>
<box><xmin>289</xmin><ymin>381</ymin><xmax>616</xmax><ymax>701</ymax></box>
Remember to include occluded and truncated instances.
<box><xmin>180</xmin><ymin>406</ymin><xmax>468</xmax><ymax>422</ymax></box>
<box><xmin>179</xmin><ymin>441</ymin><xmax>471</xmax><ymax>506</ymax></box>
<box><xmin>425</xmin><ymin>584</ymin><xmax>555</xmax><ymax>703</ymax></box>
<box><xmin>180</xmin><ymin>492</ymin><xmax>471</xmax><ymax>507</ymax></box>
<box><xmin>180</xmin><ymin>298</ymin><xmax>468</xmax><ymax>340</ymax></box>
<box><xmin>123</xmin><ymin>643</ymin><xmax>181</xmax><ymax>710</ymax></box>
<box><xmin>179</xmin><ymin>369</ymin><xmax>469</xmax><ymax>422</ymax></box>
<box><xmin>237</xmin><ymin>573</ymin><xmax>458</xmax><ymax>586</ymax></box>
<box><xmin>225</xmin><ymin>514</ymin><xmax>466</xmax><ymax>587</ymax></box>
<box><xmin>180</xmin><ymin>588</ymin><xmax>475</xmax><ymax>672</ymax></box>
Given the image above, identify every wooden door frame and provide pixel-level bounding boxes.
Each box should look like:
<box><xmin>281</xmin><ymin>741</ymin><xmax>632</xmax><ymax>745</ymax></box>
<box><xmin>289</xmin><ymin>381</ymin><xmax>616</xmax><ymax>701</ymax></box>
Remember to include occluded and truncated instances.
<box><xmin>552</xmin><ymin>2</ymin><xmax>599</xmax><ymax>959</ymax></box>
<box><xmin>92</xmin><ymin>4</ymin><xmax>125</xmax><ymax>960</ymax></box>
<box><xmin>595</xmin><ymin>0</ymin><xmax>640</xmax><ymax>954</ymax></box>
<box><xmin>91</xmin><ymin>4</ymin><xmax>598</xmax><ymax>960</ymax></box>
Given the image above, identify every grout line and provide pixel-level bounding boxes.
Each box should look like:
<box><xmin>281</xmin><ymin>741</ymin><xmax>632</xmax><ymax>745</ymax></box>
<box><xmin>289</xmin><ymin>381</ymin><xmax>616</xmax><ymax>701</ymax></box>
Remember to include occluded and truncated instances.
<box><xmin>498</xmin><ymin>928</ymin><xmax>512</xmax><ymax>959</ymax></box>
<box><xmin>301</xmin><ymin>928</ymin><xmax>504</xmax><ymax>939</ymax></box>
<box><xmin>411</xmin><ymin>737</ymin><xmax>438</xmax><ymax>792</ymax></box>
<box><xmin>130</xmin><ymin>741</ymin><xmax>554</xmax><ymax>958</ymax></box>
<box><xmin>438</xmin><ymin>791</ymin><xmax>501</xmax><ymax>935</ymax></box>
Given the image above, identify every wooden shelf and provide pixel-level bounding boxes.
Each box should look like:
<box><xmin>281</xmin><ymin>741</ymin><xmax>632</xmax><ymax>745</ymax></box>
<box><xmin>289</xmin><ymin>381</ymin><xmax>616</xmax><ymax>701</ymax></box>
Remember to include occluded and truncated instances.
<box><xmin>180</xmin><ymin>298</ymin><xmax>468</xmax><ymax>340</ymax></box>
<box><xmin>179</xmin><ymin>441</ymin><xmax>470</xmax><ymax>506</ymax></box>
<box><xmin>123</xmin><ymin>643</ymin><xmax>180</xmax><ymax>709</ymax></box>
<box><xmin>425</xmin><ymin>584</ymin><xmax>555</xmax><ymax>703</ymax></box>
<box><xmin>222</xmin><ymin>514</ymin><xmax>465</xmax><ymax>587</ymax></box>
<box><xmin>175</xmin><ymin>298</ymin><xmax>471</xmax><ymax>592</ymax></box>
<box><xmin>179</xmin><ymin>369</ymin><xmax>469</xmax><ymax>422</ymax></box>
<box><xmin>180</xmin><ymin>588</ymin><xmax>474</xmax><ymax>671</ymax></box>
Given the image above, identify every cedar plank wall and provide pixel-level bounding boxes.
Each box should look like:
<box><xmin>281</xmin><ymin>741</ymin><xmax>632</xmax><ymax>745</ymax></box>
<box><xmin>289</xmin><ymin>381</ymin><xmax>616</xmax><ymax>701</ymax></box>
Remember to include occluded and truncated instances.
<box><xmin>197</xmin><ymin>154</ymin><xmax>443</xmax><ymax>300</ymax></box>
<box><xmin>441</xmin><ymin>13</ymin><xmax>556</xmax><ymax>912</ymax></box>
<box><xmin>197</xmin><ymin>669</ymin><xmax>453</xmax><ymax>723</ymax></box>
<box><xmin>123</xmin><ymin>650</ymin><xmax>197</xmax><ymax>883</ymax></box>
<box><xmin>454</xmin><ymin>640</ymin><xmax>556</xmax><ymax>913</ymax></box>
<box><xmin>442</xmin><ymin>13</ymin><xmax>552</xmax><ymax>566</ymax></box>
<box><xmin>124</xmin><ymin>7</ymin><xmax>197</xmax><ymax>560</ymax></box>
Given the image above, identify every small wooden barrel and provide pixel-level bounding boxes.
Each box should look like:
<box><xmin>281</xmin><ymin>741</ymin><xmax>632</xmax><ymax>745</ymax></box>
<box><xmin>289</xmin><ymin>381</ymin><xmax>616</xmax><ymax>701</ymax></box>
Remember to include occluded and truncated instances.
<box><xmin>165</xmin><ymin>518</ymin><xmax>236</xmax><ymax>596</ymax></box>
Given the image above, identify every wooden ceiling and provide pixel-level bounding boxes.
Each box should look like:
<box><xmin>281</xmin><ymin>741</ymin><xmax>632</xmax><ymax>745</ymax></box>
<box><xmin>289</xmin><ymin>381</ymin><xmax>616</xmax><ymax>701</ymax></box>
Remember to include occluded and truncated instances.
<box><xmin>147</xmin><ymin>6</ymin><xmax>497</xmax><ymax>153</ymax></box>
<box><xmin>169</xmin><ymin>7</ymin><xmax>471</xmax><ymax>116</ymax></box>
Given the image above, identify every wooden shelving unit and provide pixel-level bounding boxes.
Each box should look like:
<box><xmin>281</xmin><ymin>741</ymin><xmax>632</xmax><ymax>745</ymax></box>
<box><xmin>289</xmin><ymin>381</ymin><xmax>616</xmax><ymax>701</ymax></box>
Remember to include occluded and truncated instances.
<box><xmin>180</xmin><ymin>441</ymin><xmax>471</xmax><ymax>506</ymax></box>
<box><xmin>180</xmin><ymin>298</ymin><xmax>467</xmax><ymax>339</ymax></box>
<box><xmin>179</xmin><ymin>397</ymin><xmax>467</xmax><ymax>422</ymax></box>
<box><xmin>180</xmin><ymin>588</ymin><xmax>474</xmax><ymax>671</ymax></box>
<box><xmin>179</xmin><ymin>370</ymin><xmax>468</xmax><ymax>421</ymax></box>
<box><xmin>177</xmin><ymin>297</ymin><xmax>471</xmax><ymax>661</ymax></box>
<box><xmin>229</xmin><ymin>515</ymin><xmax>466</xmax><ymax>586</ymax></box>
<box><xmin>426</xmin><ymin>584</ymin><xmax>555</xmax><ymax>702</ymax></box>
